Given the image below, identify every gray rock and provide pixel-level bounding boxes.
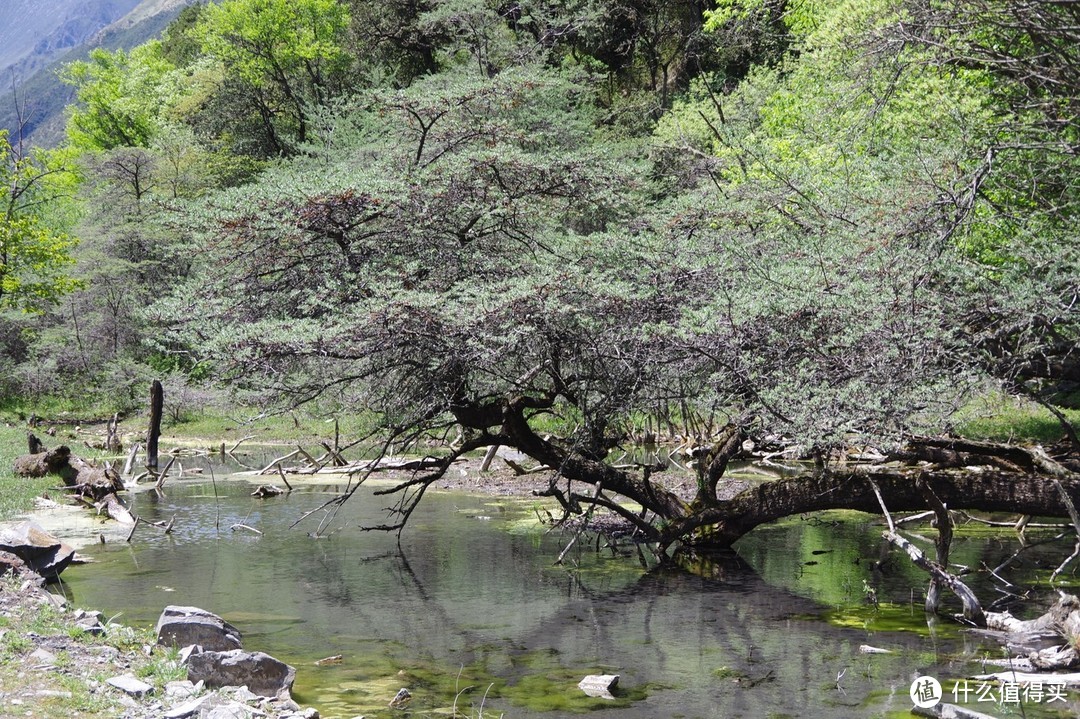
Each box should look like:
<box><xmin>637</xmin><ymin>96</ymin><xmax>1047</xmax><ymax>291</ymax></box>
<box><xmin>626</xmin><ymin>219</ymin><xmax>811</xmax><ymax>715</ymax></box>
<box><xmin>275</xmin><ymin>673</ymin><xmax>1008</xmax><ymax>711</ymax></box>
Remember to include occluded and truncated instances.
<box><xmin>187</xmin><ymin>649</ymin><xmax>296</xmax><ymax>698</ymax></box>
<box><xmin>29</xmin><ymin>647</ymin><xmax>56</xmax><ymax>665</ymax></box>
<box><xmin>178</xmin><ymin>644</ymin><xmax>200</xmax><ymax>664</ymax></box>
<box><xmin>163</xmin><ymin>695</ymin><xmax>211</xmax><ymax>719</ymax></box>
<box><xmin>156</xmin><ymin>606</ymin><xmax>243</xmax><ymax>652</ymax></box>
<box><xmin>107</xmin><ymin>674</ymin><xmax>154</xmax><ymax>698</ymax></box>
<box><xmin>0</xmin><ymin>521</ymin><xmax>76</xmax><ymax>580</ymax></box>
<box><xmin>73</xmin><ymin>608</ymin><xmax>106</xmax><ymax>635</ymax></box>
<box><xmin>578</xmin><ymin>674</ymin><xmax>619</xmax><ymax>699</ymax></box>
<box><xmin>388</xmin><ymin>687</ymin><xmax>412</xmax><ymax>709</ymax></box>
<box><xmin>165</xmin><ymin>679</ymin><xmax>201</xmax><ymax>698</ymax></box>
<box><xmin>204</xmin><ymin>703</ymin><xmax>254</xmax><ymax>719</ymax></box>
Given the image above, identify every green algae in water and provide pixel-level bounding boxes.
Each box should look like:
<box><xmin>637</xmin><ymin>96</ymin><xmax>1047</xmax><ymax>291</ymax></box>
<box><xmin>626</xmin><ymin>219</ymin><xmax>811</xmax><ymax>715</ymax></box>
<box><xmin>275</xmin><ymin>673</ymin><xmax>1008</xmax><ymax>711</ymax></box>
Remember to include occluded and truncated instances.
<box><xmin>823</xmin><ymin>602</ymin><xmax>965</xmax><ymax>639</ymax></box>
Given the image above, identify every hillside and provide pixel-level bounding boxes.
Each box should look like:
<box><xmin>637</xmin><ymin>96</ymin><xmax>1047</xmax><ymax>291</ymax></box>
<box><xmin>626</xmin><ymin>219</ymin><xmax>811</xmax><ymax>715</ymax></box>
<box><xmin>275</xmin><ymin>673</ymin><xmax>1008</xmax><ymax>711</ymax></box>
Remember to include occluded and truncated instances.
<box><xmin>0</xmin><ymin>0</ymin><xmax>195</xmax><ymax>147</ymax></box>
<box><xmin>0</xmin><ymin>0</ymin><xmax>140</xmax><ymax>80</ymax></box>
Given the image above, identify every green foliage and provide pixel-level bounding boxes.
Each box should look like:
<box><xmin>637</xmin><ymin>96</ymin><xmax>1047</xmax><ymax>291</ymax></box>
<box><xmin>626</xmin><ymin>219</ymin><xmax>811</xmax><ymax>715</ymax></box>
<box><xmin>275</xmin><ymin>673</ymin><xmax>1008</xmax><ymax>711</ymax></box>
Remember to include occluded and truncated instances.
<box><xmin>193</xmin><ymin>0</ymin><xmax>351</xmax><ymax>151</ymax></box>
<box><xmin>62</xmin><ymin>43</ymin><xmax>178</xmax><ymax>151</ymax></box>
<box><xmin>0</xmin><ymin>132</ymin><xmax>81</xmax><ymax>313</ymax></box>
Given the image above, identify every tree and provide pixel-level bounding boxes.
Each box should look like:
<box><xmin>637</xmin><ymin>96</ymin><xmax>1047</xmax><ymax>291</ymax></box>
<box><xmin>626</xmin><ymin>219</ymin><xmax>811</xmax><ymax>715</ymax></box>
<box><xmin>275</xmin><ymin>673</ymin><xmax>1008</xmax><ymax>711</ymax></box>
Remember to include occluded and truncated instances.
<box><xmin>194</xmin><ymin>0</ymin><xmax>352</xmax><ymax>152</ymax></box>
<box><xmin>62</xmin><ymin>43</ymin><xmax>178</xmax><ymax>151</ymax></box>
<box><xmin>155</xmin><ymin>0</ymin><xmax>1080</xmax><ymax>557</ymax></box>
<box><xmin>0</xmin><ymin>131</ymin><xmax>79</xmax><ymax>312</ymax></box>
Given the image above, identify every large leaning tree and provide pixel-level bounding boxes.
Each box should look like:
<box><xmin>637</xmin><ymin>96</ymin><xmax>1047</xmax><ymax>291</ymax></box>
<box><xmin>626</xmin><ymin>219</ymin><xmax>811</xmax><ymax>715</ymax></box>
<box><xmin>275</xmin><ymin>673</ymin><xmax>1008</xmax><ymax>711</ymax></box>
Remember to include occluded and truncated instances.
<box><xmin>157</xmin><ymin>0</ymin><xmax>1079</xmax><ymax>554</ymax></box>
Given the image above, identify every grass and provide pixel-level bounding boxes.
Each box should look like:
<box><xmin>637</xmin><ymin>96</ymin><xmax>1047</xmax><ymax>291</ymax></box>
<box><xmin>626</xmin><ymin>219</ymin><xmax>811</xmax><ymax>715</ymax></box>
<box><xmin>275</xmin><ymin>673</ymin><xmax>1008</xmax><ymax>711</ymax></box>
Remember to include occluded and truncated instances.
<box><xmin>953</xmin><ymin>392</ymin><xmax>1080</xmax><ymax>445</ymax></box>
<box><xmin>0</xmin><ymin>423</ymin><xmax>56</xmax><ymax>521</ymax></box>
<box><xmin>0</xmin><ymin>575</ymin><xmax>187</xmax><ymax>718</ymax></box>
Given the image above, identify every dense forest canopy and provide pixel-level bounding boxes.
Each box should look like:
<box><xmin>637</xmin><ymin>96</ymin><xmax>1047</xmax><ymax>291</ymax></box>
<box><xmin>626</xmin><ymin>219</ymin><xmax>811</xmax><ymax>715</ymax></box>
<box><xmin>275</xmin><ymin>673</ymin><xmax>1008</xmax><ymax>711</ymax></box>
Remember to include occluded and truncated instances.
<box><xmin>1</xmin><ymin>0</ymin><xmax>1077</xmax><ymax>544</ymax></box>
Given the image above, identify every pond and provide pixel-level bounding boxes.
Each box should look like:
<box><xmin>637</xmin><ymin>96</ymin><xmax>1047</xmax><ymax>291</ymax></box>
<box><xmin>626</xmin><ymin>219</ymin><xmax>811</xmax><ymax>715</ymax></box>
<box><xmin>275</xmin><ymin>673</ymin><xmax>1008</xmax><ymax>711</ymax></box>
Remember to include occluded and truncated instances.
<box><xmin>40</xmin><ymin>469</ymin><xmax>1080</xmax><ymax>718</ymax></box>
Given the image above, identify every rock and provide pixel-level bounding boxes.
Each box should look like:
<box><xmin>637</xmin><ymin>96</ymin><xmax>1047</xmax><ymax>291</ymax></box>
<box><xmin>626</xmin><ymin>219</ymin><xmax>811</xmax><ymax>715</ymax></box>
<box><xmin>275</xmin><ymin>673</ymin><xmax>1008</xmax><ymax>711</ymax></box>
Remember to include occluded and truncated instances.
<box><xmin>578</xmin><ymin>674</ymin><xmax>619</xmax><ymax>699</ymax></box>
<box><xmin>107</xmin><ymin>674</ymin><xmax>154</xmax><ymax>698</ymax></box>
<box><xmin>179</xmin><ymin>644</ymin><xmax>200</xmax><ymax>664</ymax></box>
<box><xmin>29</xmin><ymin>648</ymin><xmax>57</xmax><ymax>666</ymax></box>
<box><xmin>388</xmin><ymin>687</ymin><xmax>412</xmax><ymax>708</ymax></box>
<box><xmin>72</xmin><ymin>608</ymin><xmax>106</xmax><ymax>635</ymax></box>
<box><xmin>204</xmin><ymin>703</ymin><xmax>253</xmax><ymax>719</ymax></box>
<box><xmin>187</xmin><ymin>649</ymin><xmax>296</xmax><ymax>698</ymax></box>
<box><xmin>156</xmin><ymin>606</ymin><xmax>243</xmax><ymax>652</ymax></box>
<box><xmin>164</xmin><ymin>695</ymin><xmax>212</xmax><ymax>719</ymax></box>
<box><xmin>0</xmin><ymin>550</ymin><xmax>38</xmax><ymax>583</ymax></box>
<box><xmin>165</xmin><ymin>680</ymin><xmax>201</xmax><ymax>698</ymax></box>
<box><xmin>0</xmin><ymin>521</ymin><xmax>76</xmax><ymax>581</ymax></box>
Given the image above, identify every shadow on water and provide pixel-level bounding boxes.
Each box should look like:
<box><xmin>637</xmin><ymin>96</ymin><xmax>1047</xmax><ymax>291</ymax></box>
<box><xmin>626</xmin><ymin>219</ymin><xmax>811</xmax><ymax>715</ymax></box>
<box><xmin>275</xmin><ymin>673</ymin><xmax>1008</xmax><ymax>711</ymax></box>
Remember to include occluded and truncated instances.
<box><xmin>46</xmin><ymin>477</ymin><xmax>1080</xmax><ymax>718</ymax></box>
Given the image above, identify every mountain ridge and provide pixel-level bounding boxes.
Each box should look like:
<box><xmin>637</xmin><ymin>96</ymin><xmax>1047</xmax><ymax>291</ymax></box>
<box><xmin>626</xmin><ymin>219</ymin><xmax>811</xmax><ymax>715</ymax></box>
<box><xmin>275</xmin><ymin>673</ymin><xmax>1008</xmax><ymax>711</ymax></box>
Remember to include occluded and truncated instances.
<box><xmin>1</xmin><ymin>0</ymin><xmax>199</xmax><ymax>148</ymax></box>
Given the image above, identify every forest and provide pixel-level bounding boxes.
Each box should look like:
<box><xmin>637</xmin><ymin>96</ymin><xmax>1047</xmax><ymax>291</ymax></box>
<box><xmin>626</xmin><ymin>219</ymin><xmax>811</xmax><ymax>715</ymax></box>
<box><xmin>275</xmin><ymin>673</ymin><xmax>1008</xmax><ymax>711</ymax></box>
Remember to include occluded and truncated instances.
<box><xmin>2</xmin><ymin>0</ymin><xmax>1079</xmax><ymax>562</ymax></box>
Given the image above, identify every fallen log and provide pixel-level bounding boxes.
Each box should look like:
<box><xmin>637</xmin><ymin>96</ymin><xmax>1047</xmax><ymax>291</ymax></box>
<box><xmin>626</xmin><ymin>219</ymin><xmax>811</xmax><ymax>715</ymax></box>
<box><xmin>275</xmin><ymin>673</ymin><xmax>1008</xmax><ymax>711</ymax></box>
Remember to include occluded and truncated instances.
<box><xmin>663</xmin><ymin>466</ymin><xmax>1080</xmax><ymax>549</ymax></box>
<box><xmin>96</xmin><ymin>493</ymin><xmax>135</xmax><ymax>525</ymax></box>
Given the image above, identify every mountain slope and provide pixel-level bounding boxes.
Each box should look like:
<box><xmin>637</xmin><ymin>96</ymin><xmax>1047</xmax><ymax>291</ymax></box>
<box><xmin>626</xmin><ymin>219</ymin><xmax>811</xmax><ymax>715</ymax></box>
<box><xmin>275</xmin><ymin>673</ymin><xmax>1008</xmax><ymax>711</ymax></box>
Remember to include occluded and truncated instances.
<box><xmin>0</xmin><ymin>0</ymin><xmax>142</xmax><ymax>87</ymax></box>
<box><xmin>1</xmin><ymin>0</ymin><xmax>197</xmax><ymax>148</ymax></box>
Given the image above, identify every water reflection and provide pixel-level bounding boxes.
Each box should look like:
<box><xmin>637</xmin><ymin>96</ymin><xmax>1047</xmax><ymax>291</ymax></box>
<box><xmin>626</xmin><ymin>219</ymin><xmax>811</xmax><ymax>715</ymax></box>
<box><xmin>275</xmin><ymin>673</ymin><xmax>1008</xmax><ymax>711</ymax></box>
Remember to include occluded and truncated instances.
<box><xmin>48</xmin><ymin>478</ymin><xmax>1079</xmax><ymax>718</ymax></box>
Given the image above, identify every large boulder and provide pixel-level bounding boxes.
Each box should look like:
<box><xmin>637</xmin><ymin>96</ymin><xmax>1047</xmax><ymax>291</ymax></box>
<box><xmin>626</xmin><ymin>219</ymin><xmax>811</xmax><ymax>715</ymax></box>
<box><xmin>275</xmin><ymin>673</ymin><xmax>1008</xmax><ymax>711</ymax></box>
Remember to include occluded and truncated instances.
<box><xmin>186</xmin><ymin>648</ymin><xmax>296</xmax><ymax>698</ymax></box>
<box><xmin>0</xmin><ymin>521</ymin><xmax>76</xmax><ymax>581</ymax></box>
<box><xmin>156</xmin><ymin>606</ymin><xmax>243</xmax><ymax>652</ymax></box>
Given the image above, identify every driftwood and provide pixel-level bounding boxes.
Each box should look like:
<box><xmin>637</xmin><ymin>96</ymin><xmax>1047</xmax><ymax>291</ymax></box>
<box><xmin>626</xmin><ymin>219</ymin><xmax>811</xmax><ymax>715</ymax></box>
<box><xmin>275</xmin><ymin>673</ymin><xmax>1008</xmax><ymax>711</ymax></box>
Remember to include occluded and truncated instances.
<box><xmin>154</xmin><ymin>456</ymin><xmax>177</xmax><ymax>490</ymax></box>
<box><xmin>251</xmin><ymin>484</ymin><xmax>286</xmax><ymax>498</ymax></box>
<box><xmin>13</xmin><ymin>446</ymin><xmax>78</xmax><ymax>483</ymax></box>
<box><xmin>122</xmin><ymin>442</ymin><xmax>140</xmax><ymax>476</ymax></box>
<box><xmin>105</xmin><ymin>413</ymin><xmax>122</xmax><ymax>454</ymax></box>
<box><xmin>95</xmin><ymin>493</ymin><xmax>135</xmax><ymax>525</ymax></box>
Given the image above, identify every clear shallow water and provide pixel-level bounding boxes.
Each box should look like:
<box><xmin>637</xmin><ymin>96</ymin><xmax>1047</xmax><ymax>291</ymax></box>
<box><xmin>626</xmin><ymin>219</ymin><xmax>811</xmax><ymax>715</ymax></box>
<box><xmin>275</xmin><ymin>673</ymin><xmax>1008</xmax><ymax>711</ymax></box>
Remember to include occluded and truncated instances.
<box><xmin>43</xmin><ymin>476</ymin><xmax>1080</xmax><ymax>718</ymax></box>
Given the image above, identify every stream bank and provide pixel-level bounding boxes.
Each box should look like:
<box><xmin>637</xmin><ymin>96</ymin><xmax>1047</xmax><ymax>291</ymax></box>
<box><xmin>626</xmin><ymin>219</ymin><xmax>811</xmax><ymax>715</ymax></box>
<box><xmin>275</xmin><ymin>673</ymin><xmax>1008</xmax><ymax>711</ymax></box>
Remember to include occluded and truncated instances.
<box><xmin>0</xmin><ymin>568</ymin><xmax>326</xmax><ymax>719</ymax></box>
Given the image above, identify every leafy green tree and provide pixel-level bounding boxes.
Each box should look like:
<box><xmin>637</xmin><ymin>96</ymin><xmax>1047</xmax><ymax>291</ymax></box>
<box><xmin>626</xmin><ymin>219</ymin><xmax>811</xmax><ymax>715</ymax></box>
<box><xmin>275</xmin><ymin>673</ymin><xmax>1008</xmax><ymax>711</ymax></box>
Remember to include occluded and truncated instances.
<box><xmin>194</xmin><ymin>0</ymin><xmax>352</xmax><ymax>152</ymax></box>
<box><xmin>0</xmin><ymin>132</ymin><xmax>79</xmax><ymax>312</ymax></box>
<box><xmin>62</xmin><ymin>42</ymin><xmax>178</xmax><ymax>151</ymax></box>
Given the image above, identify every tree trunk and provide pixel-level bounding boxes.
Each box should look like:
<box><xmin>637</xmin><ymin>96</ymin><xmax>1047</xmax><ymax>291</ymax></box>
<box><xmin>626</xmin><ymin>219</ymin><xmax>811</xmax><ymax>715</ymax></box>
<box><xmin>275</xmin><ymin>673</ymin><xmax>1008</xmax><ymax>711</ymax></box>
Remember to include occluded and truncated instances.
<box><xmin>663</xmin><ymin>467</ymin><xmax>1080</xmax><ymax>549</ymax></box>
<box><xmin>147</xmin><ymin>380</ymin><xmax>163</xmax><ymax>471</ymax></box>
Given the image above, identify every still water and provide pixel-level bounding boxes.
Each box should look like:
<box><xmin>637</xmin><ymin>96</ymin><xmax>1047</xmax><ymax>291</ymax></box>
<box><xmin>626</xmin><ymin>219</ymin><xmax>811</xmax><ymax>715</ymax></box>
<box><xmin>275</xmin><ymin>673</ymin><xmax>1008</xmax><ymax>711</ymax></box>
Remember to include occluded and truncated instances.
<box><xmin>44</xmin><ymin>473</ymin><xmax>1080</xmax><ymax>718</ymax></box>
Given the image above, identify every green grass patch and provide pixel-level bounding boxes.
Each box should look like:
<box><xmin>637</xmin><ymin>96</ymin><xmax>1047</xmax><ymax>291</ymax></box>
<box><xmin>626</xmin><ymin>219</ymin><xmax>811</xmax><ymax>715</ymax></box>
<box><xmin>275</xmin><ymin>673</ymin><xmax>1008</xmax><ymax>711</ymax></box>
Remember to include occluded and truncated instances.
<box><xmin>0</xmin><ymin>424</ymin><xmax>56</xmax><ymax>521</ymax></box>
<box><xmin>954</xmin><ymin>393</ymin><xmax>1080</xmax><ymax>444</ymax></box>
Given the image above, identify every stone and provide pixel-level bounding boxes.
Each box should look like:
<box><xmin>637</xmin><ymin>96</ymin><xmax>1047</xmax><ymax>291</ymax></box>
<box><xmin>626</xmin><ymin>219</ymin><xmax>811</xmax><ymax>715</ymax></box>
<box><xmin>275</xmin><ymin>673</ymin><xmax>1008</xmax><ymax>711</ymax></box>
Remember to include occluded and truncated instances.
<box><xmin>187</xmin><ymin>649</ymin><xmax>296</xmax><ymax>698</ymax></box>
<box><xmin>578</xmin><ymin>674</ymin><xmax>619</xmax><ymax>699</ymax></box>
<box><xmin>107</xmin><ymin>674</ymin><xmax>154</xmax><ymax>698</ymax></box>
<box><xmin>205</xmin><ymin>702</ymin><xmax>256</xmax><ymax>719</ymax></box>
<box><xmin>0</xmin><ymin>521</ymin><xmax>76</xmax><ymax>581</ymax></box>
<box><xmin>165</xmin><ymin>680</ymin><xmax>200</xmax><ymax>698</ymax></box>
<box><xmin>156</xmin><ymin>606</ymin><xmax>243</xmax><ymax>652</ymax></box>
<box><xmin>0</xmin><ymin>550</ymin><xmax>35</xmax><ymax>581</ymax></box>
<box><xmin>73</xmin><ymin>608</ymin><xmax>106</xmax><ymax>635</ymax></box>
<box><xmin>179</xmin><ymin>644</ymin><xmax>200</xmax><ymax>664</ymax></box>
<box><xmin>163</xmin><ymin>695</ymin><xmax>211</xmax><ymax>719</ymax></box>
<box><xmin>388</xmin><ymin>687</ymin><xmax>412</xmax><ymax>709</ymax></box>
<box><xmin>29</xmin><ymin>648</ymin><xmax>56</xmax><ymax>666</ymax></box>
